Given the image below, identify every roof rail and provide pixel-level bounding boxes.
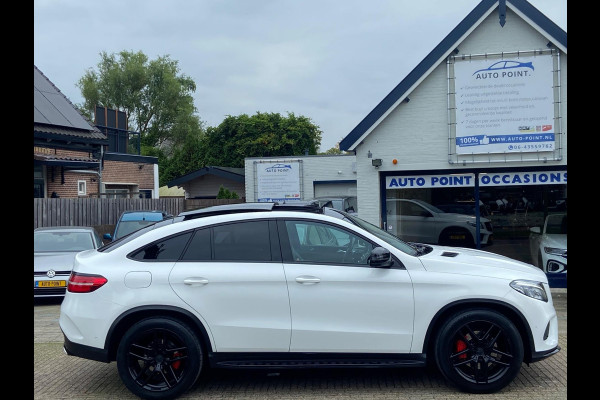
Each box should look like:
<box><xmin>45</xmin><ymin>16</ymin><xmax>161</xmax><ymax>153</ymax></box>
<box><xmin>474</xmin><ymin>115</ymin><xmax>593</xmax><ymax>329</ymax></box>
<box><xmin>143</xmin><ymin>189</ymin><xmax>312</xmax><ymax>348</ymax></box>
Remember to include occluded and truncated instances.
<box><xmin>179</xmin><ymin>201</ymin><xmax>322</xmax><ymax>221</ymax></box>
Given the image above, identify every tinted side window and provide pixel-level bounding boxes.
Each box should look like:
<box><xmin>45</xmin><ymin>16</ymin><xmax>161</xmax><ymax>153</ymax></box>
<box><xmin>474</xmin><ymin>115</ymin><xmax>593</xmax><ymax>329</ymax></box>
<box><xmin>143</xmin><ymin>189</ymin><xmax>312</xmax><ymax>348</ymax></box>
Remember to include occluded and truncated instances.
<box><xmin>181</xmin><ymin>228</ymin><xmax>212</xmax><ymax>261</ymax></box>
<box><xmin>213</xmin><ymin>221</ymin><xmax>271</xmax><ymax>261</ymax></box>
<box><xmin>130</xmin><ymin>232</ymin><xmax>192</xmax><ymax>261</ymax></box>
<box><xmin>284</xmin><ymin>220</ymin><xmax>373</xmax><ymax>265</ymax></box>
<box><xmin>402</xmin><ymin>202</ymin><xmax>428</xmax><ymax>217</ymax></box>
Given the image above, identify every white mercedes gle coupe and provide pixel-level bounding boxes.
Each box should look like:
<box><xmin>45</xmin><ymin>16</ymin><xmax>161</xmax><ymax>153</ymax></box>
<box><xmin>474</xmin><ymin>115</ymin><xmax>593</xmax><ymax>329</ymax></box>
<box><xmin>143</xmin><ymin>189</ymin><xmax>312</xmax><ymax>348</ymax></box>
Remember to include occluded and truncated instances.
<box><xmin>60</xmin><ymin>202</ymin><xmax>559</xmax><ymax>400</ymax></box>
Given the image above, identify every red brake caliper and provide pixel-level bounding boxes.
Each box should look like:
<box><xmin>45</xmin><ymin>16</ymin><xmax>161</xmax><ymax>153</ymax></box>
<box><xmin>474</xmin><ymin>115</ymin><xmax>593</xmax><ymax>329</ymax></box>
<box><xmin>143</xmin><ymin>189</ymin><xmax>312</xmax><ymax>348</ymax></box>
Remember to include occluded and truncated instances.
<box><xmin>172</xmin><ymin>352</ymin><xmax>181</xmax><ymax>369</ymax></box>
<box><xmin>455</xmin><ymin>340</ymin><xmax>467</xmax><ymax>359</ymax></box>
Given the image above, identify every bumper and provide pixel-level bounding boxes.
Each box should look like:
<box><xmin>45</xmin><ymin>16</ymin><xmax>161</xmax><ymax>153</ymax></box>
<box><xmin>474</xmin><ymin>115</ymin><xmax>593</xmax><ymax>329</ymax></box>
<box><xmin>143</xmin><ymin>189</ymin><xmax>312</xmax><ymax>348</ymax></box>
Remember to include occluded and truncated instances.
<box><xmin>531</xmin><ymin>345</ymin><xmax>561</xmax><ymax>363</ymax></box>
<box><xmin>63</xmin><ymin>334</ymin><xmax>110</xmax><ymax>363</ymax></box>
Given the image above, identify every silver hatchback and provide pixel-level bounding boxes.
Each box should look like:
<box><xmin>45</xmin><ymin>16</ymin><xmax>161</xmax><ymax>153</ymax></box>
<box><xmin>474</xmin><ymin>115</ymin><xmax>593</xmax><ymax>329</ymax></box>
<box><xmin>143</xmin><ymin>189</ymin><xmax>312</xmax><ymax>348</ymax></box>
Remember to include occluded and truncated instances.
<box><xmin>34</xmin><ymin>226</ymin><xmax>104</xmax><ymax>298</ymax></box>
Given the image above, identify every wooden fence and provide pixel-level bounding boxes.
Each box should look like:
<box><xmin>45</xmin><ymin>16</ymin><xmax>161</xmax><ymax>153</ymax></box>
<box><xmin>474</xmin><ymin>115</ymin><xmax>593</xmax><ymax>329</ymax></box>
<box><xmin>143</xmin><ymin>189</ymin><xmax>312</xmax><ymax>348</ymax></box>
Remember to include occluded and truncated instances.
<box><xmin>33</xmin><ymin>198</ymin><xmax>244</xmax><ymax>230</ymax></box>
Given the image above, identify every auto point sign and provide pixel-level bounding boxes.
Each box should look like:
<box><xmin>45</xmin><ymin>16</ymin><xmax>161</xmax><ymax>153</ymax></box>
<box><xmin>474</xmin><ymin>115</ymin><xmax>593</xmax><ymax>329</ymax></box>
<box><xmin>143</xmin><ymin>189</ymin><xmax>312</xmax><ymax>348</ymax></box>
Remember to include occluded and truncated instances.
<box><xmin>385</xmin><ymin>171</ymin><xmax>566</xmax><ymax>189</ymax></box>
<box><xmin>453</xmin><ymin>55</ymin><xmax>555</xmax><ymax>154</ymax></box>
<box><xmin>256</xmin><ymin>161</ymin><xmax>302</xmax><ymax>202</ymax></box>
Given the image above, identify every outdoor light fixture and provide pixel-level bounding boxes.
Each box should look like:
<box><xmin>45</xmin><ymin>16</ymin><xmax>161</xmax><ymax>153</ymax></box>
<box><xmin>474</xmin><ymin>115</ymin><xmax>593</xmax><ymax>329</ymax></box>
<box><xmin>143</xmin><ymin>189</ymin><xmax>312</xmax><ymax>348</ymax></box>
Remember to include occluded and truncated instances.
<box><xmin>372</xmin><ymin>159</ymin><xmax>382</xmax><ymax>168</ymax></box>
<box><xmin>367</xmin><ymin>150</ymin><xmax>372</xmax><ymax>158</ymax></box>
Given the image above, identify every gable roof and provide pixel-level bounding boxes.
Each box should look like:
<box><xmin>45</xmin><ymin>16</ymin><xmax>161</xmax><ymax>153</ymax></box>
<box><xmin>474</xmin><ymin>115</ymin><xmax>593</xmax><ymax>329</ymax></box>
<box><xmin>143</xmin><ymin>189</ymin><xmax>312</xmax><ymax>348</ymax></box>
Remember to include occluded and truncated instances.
<box><xmin>339</xmin><ymin>0</ymin><xmax>567</xmax><ymax>151</ymax></box>
<box><xmin>167</xmin><ymin>166</ymin><xmax>245</xmax><ymax>188</ymax></box>
<box><xmin>34</xmin><ymin>65</ymin><xmax>107</xmax><ymax>143</ymax></box>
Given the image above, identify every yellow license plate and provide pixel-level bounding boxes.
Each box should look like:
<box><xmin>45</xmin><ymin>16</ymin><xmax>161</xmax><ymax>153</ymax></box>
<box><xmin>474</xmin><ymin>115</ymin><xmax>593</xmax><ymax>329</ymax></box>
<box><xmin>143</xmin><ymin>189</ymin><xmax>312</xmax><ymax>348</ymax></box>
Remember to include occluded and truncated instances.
<box><xmin>35</xmin><ymin>280</ymin><xmax>66</xmax><ymax>288</ymax></box>
<box><xmin>450</xmin><ymin>235</ymin><xmax>466</xmax><ymax>239</ymax></box>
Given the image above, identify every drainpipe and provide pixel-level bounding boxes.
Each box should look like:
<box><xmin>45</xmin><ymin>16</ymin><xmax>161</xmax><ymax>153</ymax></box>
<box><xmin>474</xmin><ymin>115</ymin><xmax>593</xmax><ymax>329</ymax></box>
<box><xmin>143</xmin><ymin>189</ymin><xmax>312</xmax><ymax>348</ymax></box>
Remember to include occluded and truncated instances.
<box><xmin>99</xmin><ymin>145</ymin><xmax>103</xmax><ymax>198</ymax></box>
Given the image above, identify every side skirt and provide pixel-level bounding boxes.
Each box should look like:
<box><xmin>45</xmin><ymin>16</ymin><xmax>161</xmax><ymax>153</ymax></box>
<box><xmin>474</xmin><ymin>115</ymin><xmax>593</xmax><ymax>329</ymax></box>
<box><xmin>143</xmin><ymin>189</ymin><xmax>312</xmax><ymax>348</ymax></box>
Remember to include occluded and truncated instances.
<box><xmin>209</xmin><ymin>352</ymin><xmax>426</xmax><ymax>369</ymax></box>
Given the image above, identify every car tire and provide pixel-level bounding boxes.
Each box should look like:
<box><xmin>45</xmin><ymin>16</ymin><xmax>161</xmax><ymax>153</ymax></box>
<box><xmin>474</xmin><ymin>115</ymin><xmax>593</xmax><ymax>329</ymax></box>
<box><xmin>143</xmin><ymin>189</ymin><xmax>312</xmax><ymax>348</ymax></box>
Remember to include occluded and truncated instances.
<box><xmin>116</xmin><ymin>317</ymin><xmax>203</xmax><ymax>400</ymax></box>
<box><xmin>434</xmin><ymin>309</ymin><xmax>524</xmax><ymax>394</ymax></box>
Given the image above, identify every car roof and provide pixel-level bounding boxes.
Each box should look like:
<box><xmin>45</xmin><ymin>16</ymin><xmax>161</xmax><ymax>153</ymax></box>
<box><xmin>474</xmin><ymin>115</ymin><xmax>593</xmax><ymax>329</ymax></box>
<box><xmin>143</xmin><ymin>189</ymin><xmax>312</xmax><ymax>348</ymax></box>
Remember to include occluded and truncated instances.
<box><xmin>178</xmin><ymin>201</ymin><xmax>322</xmax><ymax>220</ymax></box>
<box><xmin>34</xmin><ymin>226</ymin><xmax>96</xmax><ymax>232</ymax></box>
<box><xmin>119</xmin><ymin>210</ymin><xmax>171</xmax><ymax>221</ymax></box>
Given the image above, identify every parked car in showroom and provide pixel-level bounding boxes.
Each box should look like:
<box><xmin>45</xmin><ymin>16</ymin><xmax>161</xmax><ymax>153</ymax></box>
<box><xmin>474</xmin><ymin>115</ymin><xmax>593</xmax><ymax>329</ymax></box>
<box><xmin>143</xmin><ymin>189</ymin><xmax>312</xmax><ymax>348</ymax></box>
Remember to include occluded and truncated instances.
<box><xmin>34</xmin><ymin>226</ymin><xmax>103</xmax><ymax>298</ymax></box>
<box><xmin>434</xmin><ymin>201</ymin><xmax>490</xmax><ymax>217</ymax></box>
<box><xmin>306</xmin><ymin>195</ymin><xmax>358</xmax><ymax>215</ymax></box>
<box><xmin>103</xmin><ymin>210</ymin><xmax>172</xmax><ymax>241</ymax></box>
<box><xmin>386</xmin><ymin>199</ymin><xmax>493</xmax><ymax>247</ymax></box>
<box><xmin>60</xmin><ymin>202</ymin><xmax>558</xmax><ymax>399</ymax></box>
<box><xmin>529</xmin><ymin>213</ymin><xmax>567</xmax><ymax>274</ymax></box>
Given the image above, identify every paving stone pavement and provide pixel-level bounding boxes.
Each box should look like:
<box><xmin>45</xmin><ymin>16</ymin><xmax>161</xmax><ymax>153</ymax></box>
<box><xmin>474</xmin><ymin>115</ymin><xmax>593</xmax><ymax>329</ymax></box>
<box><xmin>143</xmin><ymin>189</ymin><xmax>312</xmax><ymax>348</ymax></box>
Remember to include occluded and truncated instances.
<box><xmin>34</xmin><ymin>289</ymin><xmax>567</xmax><ymax>400</ymax></box>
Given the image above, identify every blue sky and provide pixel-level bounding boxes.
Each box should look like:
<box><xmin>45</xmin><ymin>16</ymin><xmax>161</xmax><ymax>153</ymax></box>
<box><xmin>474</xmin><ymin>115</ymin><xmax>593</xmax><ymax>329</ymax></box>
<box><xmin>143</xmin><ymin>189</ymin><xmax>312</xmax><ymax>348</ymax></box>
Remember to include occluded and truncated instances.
<box><xmin>34</xmin><ymin>0</ymin><xmax>566</xmax><ymax>152</ymax></box>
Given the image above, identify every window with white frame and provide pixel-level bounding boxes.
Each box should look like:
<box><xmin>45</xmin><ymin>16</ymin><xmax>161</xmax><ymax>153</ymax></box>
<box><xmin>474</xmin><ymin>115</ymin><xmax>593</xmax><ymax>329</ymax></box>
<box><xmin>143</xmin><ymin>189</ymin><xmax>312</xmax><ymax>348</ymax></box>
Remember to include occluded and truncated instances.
<box><xmin>77</xmin><ymin>180</ymin><xmax>87</xmax><ymax>196</ymax></box>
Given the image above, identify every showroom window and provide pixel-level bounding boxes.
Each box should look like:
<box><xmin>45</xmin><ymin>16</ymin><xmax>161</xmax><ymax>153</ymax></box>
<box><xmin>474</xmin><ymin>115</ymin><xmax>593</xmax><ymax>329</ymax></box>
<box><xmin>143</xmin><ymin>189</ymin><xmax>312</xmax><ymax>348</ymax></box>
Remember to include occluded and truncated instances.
<box><xmin>383</xmin><ymin>170</ymin><xmax>566</xmax><ymax>272</ymax></box>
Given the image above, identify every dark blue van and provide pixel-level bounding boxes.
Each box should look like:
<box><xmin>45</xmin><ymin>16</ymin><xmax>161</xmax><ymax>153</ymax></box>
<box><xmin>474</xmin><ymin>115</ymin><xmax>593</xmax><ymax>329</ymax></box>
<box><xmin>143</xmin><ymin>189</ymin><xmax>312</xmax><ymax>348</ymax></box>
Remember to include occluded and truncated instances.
<box><xmin>104</xmin><ymin>210</ymin><xmax>172</xmax><ymax>241</ymax></box>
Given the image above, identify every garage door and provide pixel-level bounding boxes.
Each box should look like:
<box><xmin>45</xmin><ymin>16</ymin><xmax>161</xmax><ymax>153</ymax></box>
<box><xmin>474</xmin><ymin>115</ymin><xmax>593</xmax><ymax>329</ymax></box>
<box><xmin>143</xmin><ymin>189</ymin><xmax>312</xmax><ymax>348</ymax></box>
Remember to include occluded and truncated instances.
<box><xmin>313</xmin><ymin>181</ymin><xmax>357</xmax><ymax>197</ymax></box>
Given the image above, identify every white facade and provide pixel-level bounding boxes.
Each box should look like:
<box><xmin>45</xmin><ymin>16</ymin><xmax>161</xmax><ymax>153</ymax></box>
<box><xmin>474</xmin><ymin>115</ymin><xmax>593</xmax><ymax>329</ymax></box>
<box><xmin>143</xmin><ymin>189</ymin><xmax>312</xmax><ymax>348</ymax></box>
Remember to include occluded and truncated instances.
<box><xmin>244</xmin><ymin>155</ymin><xmax>357</xmax><ymax>202</ymax></box>
<box><xmin>351</xmin><ymin>6</ymin><xmax>566</xmax><ymax>226</ymax></box>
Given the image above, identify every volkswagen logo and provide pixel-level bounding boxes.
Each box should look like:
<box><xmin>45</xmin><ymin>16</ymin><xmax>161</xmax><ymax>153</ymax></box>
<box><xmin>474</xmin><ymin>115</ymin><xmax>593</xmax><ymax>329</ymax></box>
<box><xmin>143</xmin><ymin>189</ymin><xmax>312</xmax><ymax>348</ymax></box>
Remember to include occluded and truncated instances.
<box><xmin>46</xmin><ymin>269</ymin><xmax>56</xmax><ymax>278</ymax></box>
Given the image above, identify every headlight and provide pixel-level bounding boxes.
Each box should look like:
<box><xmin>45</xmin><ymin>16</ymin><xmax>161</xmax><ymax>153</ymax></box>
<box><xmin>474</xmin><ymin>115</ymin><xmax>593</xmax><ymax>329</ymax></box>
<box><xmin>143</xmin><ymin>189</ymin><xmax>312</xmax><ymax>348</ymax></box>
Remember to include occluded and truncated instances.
<box><xmin>544</xmin><ymin>247</ymin><xmax>567</xmax><ymax>258</ymax></box>
<box><xmin>510</xmin><ymin>280</ymin><xmax>548</xmax><ymax>302</ymax></box>
<box><xmin>466</xmin><ymin>221</ymin><xmax>487</xmax><ymax>231</ymax></box>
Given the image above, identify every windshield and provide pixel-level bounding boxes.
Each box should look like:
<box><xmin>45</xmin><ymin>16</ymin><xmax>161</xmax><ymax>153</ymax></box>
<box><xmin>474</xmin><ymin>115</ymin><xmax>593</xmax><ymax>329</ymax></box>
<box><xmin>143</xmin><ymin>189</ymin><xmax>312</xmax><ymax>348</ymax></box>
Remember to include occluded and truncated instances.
<box><xmin>34</xmin><ymin>231</ymin><xmax>94</xmax><ymax>252</ymax></box>
<box><xmin>546</xmin><ymin>214</ymin><xmax>567</xmax><ymax>235</ymax></box>
<box><xmin>115</xmin><ymin>220</ymin><xmax>159</xmax><ymax>239</ymax></box>
<box><xmin>99</xmin><ymin>217</ymin><xmax>183</xmax><ymax>252</ymax></box>
<box><xmin>333</xmin><ymin>210</ymin><xmax>419</xmax><ymax>256</ymax></box>
<box><xmin>411</xmin><ymin>199</ymin><xmax>444</xmax><ymax>213</ymax></box>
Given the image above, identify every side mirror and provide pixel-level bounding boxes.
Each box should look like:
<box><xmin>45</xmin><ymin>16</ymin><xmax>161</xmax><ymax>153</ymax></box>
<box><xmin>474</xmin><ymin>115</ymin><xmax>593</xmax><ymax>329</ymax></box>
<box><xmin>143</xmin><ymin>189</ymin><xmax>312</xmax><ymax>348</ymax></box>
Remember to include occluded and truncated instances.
<box><xmin>103</xmin><ymin>233</ymin><xmax>113</xmax><ymax>240</ymax></box>
<box><xmin>529</xmin><ymin>227</ymin><xmax>541</xmax><ymax>234</ymax></box>
<box><xmin>368</xmin><ymin>247</ymin><xmax>393</xmax><ymax>268</ymax></box>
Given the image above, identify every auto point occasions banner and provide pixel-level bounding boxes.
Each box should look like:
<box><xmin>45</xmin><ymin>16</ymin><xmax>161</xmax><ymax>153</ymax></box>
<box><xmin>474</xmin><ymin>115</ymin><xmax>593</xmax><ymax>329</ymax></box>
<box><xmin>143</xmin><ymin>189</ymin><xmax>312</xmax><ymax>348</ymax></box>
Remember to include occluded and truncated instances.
<box><xmin>454</xmin><ymin>55</ymin><xmax>555</xmax><ymax>154</ymax></box>
<box><xmin>385</xmin><ymin>171</ymin><xmax>566</xmax><ymax>189</ymax></box>
<box><xmin>257</xmin><ymin>161</ymin><xmax>301</xmax><ymax>202</ymax></box>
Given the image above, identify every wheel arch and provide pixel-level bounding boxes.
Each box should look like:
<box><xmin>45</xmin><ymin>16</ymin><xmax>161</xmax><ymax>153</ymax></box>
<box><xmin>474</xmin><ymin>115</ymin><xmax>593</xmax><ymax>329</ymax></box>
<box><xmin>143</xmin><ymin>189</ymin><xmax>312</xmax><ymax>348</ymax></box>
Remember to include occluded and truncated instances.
<box><xmin>104</xmin><ymin>305</ymin><xmax>213</xmax><ymax>362</ymax></box>
<box><xmin>422</xmin><ymin>299</ymin><xmax>535</xmax><ymax>364</ymax></box>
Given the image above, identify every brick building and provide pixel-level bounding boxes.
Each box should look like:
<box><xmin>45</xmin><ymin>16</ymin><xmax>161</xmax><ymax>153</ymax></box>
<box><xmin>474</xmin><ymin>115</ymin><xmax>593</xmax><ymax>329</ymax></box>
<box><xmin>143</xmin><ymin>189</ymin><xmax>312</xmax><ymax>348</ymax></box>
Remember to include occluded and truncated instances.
<box><xmin>34</xmin><ymin>65</ymin><xmax>159</xmax><ymax>198</ymax></box>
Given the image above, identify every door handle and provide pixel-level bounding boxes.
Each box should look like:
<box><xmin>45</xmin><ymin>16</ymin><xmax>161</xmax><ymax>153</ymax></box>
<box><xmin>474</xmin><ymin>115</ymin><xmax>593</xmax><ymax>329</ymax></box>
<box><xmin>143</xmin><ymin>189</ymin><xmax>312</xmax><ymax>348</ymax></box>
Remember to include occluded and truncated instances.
<box><xmin>183</xmin><ymin>278</ymin><xmax>209</xmax><ymax>286</ymax></box>
<box><xmin>295</xmin><ymin>276</ymin><xmax>320</xmax><ymax>284</ymax></box>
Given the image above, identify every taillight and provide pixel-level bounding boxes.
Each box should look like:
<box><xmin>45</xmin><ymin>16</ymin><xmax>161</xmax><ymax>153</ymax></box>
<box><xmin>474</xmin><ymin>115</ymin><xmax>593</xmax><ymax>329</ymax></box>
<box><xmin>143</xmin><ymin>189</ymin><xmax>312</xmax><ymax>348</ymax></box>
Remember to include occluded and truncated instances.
<box><xmin>67</xmin><ymin>272</ymin><xmax>107</xmax><ymax>293</ymax></box>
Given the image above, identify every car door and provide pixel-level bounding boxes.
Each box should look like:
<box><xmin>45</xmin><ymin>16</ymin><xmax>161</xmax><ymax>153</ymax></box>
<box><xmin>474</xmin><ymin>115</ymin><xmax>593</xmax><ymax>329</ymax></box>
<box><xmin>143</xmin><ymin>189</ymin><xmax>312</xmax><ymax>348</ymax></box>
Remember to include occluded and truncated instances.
<box><xmin>169</xmin><ymin>220</ymin><xmax>291</xmax><ymax>352</ymax></box>
<box><xmin>279</xmin><ymin>219</ymin><xmax>414</xmax><ymax>353</ymax></box>
<box><xmin>387</xmin><ymin>200</ymin><xmax>436</xmax><ymax>243</ymax></box>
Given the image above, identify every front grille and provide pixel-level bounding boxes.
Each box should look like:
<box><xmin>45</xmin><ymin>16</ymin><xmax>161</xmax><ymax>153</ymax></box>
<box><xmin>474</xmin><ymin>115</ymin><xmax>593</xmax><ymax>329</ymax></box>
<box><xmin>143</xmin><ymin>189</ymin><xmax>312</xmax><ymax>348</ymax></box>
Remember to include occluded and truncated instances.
<box><xmin>484</xmin><ymin>222</ymin><xmax>493</xmax><ymax>232</ymax></box>
<box><xmin>34</xmin><ymin>287</ymin><xmax>66</xmax><ymax>296</ymax></box>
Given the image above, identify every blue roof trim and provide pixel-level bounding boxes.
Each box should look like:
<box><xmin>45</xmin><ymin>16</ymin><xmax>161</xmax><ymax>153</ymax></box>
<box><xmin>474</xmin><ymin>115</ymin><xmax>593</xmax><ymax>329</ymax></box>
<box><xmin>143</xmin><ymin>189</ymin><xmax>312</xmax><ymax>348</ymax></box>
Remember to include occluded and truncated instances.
<box><xmin>167</xmin><ymin>166</ymin><xmax>245</xmax><ymax>187</ymax></box>
<box><xmin>339</xmin><ymin>0</ymin><xmax>566</xmax><ymax>151</ymax></box>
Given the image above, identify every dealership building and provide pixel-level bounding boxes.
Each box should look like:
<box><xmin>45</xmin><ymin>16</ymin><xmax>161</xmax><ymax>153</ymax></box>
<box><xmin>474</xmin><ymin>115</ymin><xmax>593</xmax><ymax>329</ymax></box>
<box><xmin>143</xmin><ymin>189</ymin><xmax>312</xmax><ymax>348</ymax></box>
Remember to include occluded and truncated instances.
<box><xmin>244</xmin><ymin>0</ymin><xmax>566</xmax><ymax>284</ymax></box>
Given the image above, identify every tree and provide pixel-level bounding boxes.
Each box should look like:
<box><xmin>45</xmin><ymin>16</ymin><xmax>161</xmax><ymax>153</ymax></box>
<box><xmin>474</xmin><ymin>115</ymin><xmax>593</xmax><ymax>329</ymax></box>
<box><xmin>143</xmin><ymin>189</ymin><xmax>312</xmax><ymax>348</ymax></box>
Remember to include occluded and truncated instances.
<box><xmin>202</xmin><ymin>112</ymin><xmax>322</xmax><ymax>167</ymax></box>
<box><xmin>319</xmin><ymin>146</ymin><xmax>343</xmax><ymax>155</ymax></box>
<box><xmin>217</xmin><ymin>185</ymin><xmax>239</xmax><ymax>199</ymax></box>
<box><xmin>77</xmin><ymin>50</ymin><xmax>203</xmax><ymax>153</ymax></box>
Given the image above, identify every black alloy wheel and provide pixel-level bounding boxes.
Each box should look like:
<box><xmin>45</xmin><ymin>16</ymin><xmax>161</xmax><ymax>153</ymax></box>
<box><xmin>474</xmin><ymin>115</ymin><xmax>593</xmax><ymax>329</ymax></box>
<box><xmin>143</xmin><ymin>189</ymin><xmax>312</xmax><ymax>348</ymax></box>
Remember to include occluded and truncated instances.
<box><xmin>116</xmin><ymin>317</ymin><xmax>203</xmax><ymax>400</ymax></box>
<box><xmin>434</xmin><ymin>309</ymin><xmax>524</xmax><ymax>393</ymax></box>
